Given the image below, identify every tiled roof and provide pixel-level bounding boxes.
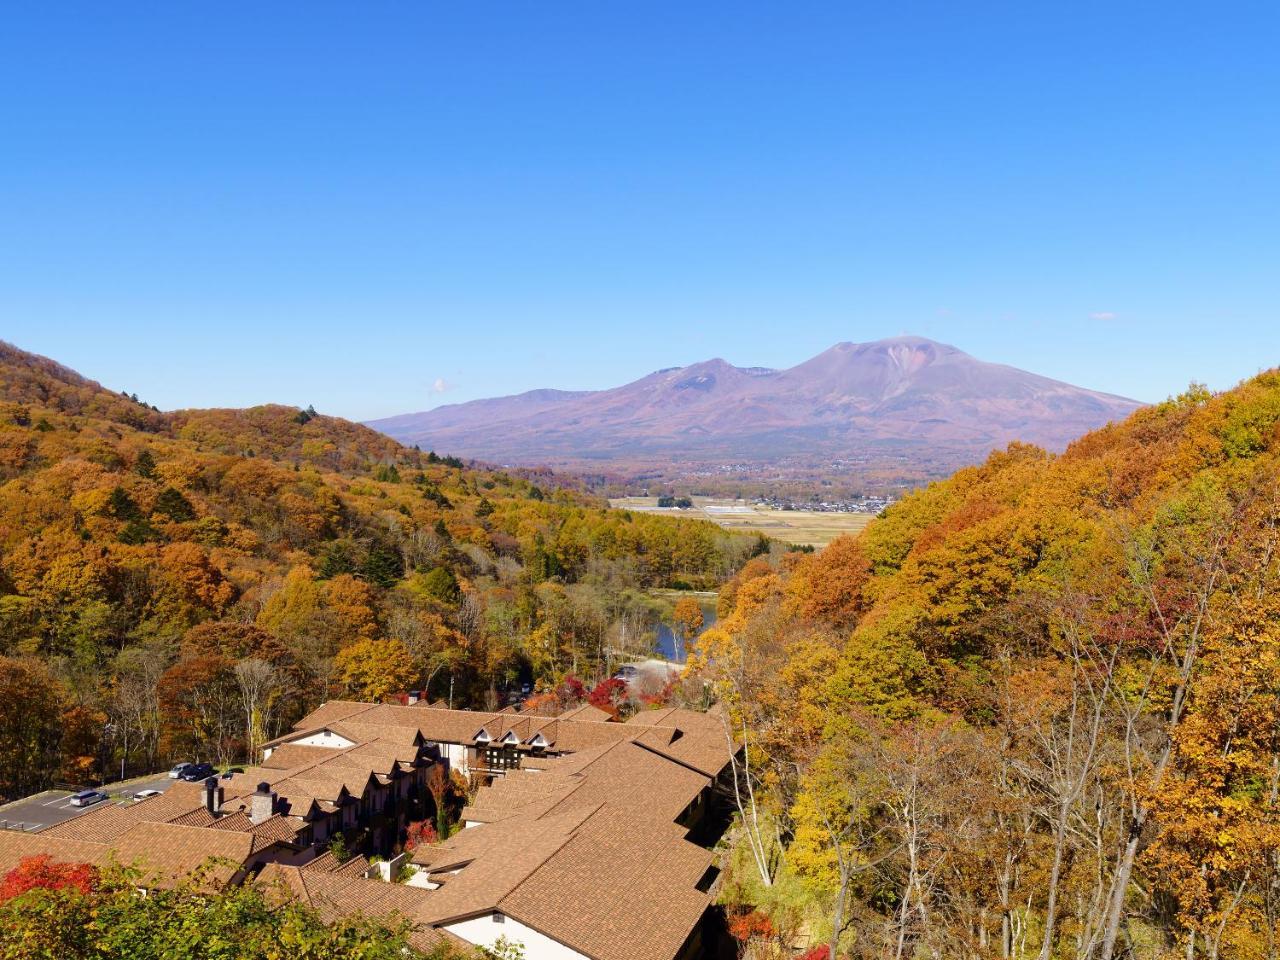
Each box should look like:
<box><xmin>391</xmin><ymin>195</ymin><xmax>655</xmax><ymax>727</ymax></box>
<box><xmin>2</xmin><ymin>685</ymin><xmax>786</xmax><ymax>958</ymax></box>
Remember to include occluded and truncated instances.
<box><xmin>557</xmin><ymin>703</ymin><xmax>613</xmax><ymax>722</ymax></box>
<box><xmin>302</xmin><ymin>849</ymin><xmax>371</xmax><ymax>877</ymax></box>
<box><xmin>0</xmin><ymin>832</ymin><xmax>110</xmax><ymax>873</ymax></box>
<box><xmin>109</xmin><ymin>821</ymin><xmax>259</xmax><ymax>889</ymax></box>
<box><xmin>261</xmin><ymin>743</ymin><xmax>338</xmax><ymax>769</ymax></box>
<box><xmin>256</xmin><ymin>863</ymin><xmax>451</xmax><ymax>952</ymax></box>
<box><xmin>498</xmin><ymin>808</ymin><xmax>712</xmax><ymax>960</ymax></box>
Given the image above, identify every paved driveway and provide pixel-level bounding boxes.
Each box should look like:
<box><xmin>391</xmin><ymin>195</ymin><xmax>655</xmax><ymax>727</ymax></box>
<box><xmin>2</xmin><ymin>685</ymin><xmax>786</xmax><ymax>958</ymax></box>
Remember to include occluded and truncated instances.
<box><xmin>0</xmin><ymin>775</ymin><xmax>177</xmax><ymax>833</ymax></box>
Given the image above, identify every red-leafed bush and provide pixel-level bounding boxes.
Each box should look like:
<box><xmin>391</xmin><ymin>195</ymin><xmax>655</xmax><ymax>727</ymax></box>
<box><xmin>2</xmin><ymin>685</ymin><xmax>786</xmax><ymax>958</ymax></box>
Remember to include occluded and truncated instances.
<box><xmin>587</xmin><ymin>677</ymin><xmax>629</xmax><ymax>718</ymax></box>
<box><xmin>727</xmin><ymin>908</ymin><xmax>775</xmax><ymax>943</ymax></box>
<box><xmin>797</xmin><ymin>946</ymin><xmax>830</xmax><ymax>960</ymax></box>
<box><xmin>638</xmin><ymin>678</ymin><xmax>676</xmax><ymax>708</ymax></box>
<box><xmin>0</xmin><ymin>855</ymin><xmax>97</xmax><ymax>902</ymax></box>
<box><xmin>404</xmin><ymin>819</ymin><xmax>438</xmax><ymax>851</ymax></box>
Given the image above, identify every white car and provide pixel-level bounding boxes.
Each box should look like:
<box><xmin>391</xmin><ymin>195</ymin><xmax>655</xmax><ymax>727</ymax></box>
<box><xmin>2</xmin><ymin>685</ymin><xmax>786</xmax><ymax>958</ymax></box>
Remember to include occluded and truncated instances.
<box><xmin>168</xmin><ymin>762</ymin><xmax>193</xmax><ymax>779</ymax></box>
<box><xmin>132</xmin><ymin>789</ymin><xmax>162</xmax><ymax>802</ymax></box>
<box><xmin>69</xmin><ymin>790</ymin><xmax>109</xmax><ymax>807</ymax></box>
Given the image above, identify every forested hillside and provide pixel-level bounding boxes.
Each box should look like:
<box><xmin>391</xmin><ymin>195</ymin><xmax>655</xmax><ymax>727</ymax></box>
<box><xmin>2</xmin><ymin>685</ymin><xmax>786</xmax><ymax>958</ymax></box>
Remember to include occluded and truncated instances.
<box><xmin>693</xmin><ymin>373</ymin><xmax>1280</xmax><ymax>960</ymax></box>
<box><xmin>0</xmin><ymin>341</ymin><xmax>763</xmax><ymax>800</ymax></box>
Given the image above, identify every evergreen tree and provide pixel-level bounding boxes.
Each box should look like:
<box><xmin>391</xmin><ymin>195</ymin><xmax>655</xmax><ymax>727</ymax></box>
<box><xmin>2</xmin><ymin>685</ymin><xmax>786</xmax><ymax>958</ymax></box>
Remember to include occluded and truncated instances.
<box><xmin>105</xmin><ymin>486</ymin><xmax>141</xmax><ymax>521</ymax></box>
<box><xmin>361</xmin><ymin>544</ymin><xmax>404</xmax><ymax>589</ymax></box>
<box><xmin>134</xmin><ymin>450</ymin><xmax>157</xmax><ymax>479</ymax></box>
<box><xmin>420</xmin><ymin>567</ymin><xmax>460</xmax><ymax>604</ymax></box>
<box><xmin>153</xmin><ymin>487</ymin><xmax>195</xmax><ymax>522</ymax></box>
<box><xmin>317</xmin><ymin>540</ymin><xmax>359</xmax><ymax>579</ymax></box>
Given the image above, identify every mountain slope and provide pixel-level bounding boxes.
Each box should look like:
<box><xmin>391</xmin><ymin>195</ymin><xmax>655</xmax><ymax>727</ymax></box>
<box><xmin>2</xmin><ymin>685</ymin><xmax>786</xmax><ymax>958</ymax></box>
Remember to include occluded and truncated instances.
<box><xmin>0</xmin><ymin>340</ymin><xmax>761</xmax><ymax>799</ymax></box>
<box><xmin>692</xmin><ymin>370</ymin><xmax>1280</xmax><ymax>957</ymax></box>
<box><xmin>368</xmin><ymin>337</ymin><xmax>1141</xmax><ymax>481</ymax></box>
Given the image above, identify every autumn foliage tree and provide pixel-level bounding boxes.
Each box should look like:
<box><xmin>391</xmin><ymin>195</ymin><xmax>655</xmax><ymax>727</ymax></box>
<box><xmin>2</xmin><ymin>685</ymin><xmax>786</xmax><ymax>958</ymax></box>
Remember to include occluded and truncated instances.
<box><xmin>334</xmin><ymin>638</ymin><xmax>418</xmax><ymax>702</ymax></box>
<box><xmin>689</xmin><ymin>372</ymin><xmax>1280</xmax><ymax>959</ymax></box>
<box><xmin>0</xmin><ymin>856</ymin><xmax>97</xmax><ymax>903</ymax></box>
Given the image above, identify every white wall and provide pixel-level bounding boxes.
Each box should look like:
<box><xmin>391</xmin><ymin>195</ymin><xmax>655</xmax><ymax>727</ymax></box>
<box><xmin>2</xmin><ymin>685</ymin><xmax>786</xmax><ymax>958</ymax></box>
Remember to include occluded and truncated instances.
<box><xmin>288</xmin><ymin>729</ymin><xmax>357</xmax><ymax>749</ymax></box>
<box><xmin>442</xmin><ymin>742</ymin><xmax>470</xmax><ymax>775</ymax></box>
<box><xmin>443</xmin><ymin>913</ymin><xmax>588</xmax><ymax>960</ymax></box>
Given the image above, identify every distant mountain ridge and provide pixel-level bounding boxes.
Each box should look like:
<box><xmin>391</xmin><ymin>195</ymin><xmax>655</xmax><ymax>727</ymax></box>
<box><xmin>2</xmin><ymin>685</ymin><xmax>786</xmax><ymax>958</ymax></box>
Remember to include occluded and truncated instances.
<box><xmin>368</xmin><ymin>337</ymin><xmax>1142</xmax><ymax>481</ymax></box>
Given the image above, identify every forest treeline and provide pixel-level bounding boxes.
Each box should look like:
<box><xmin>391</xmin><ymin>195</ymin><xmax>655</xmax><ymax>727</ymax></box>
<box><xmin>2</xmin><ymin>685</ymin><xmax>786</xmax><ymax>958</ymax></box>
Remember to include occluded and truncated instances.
<box><xmin>691</xmin><ymin>372</ymin><xmax>1280</xmax><ymax>960</ymax></box>
<box><xmin>0</xmin><ymin>341</ymin><xmax>765</xmax><ymax>799</ymax></box>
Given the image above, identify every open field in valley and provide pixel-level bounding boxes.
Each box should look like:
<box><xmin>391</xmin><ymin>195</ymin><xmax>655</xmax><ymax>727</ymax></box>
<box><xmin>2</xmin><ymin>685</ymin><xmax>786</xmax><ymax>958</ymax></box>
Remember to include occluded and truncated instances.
<box><xmin>609</xmin><ymin>496</ymin><xmax>875</xmax><ymax>548</ymax></box>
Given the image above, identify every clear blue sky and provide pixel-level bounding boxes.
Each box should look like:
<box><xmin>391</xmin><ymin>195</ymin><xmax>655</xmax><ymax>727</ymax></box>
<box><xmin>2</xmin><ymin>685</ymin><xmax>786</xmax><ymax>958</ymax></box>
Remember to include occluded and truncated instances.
<box><xmin>2</xmin><ymin>2</ymin><xmax>1277</xmax><ymax>419</ymax></box>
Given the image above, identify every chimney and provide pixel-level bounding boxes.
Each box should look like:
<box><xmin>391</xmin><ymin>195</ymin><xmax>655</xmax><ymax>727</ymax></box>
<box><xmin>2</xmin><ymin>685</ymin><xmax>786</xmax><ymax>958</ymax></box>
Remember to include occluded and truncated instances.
<box><xmin>203</xmin><ymin>777</ymin><xmax>222</xmax><ymax>814</ymax></box>
<box><xmin>249</xmin><ymin>781</ymin><xmax>276</xmax><ymax>825</ymax></box>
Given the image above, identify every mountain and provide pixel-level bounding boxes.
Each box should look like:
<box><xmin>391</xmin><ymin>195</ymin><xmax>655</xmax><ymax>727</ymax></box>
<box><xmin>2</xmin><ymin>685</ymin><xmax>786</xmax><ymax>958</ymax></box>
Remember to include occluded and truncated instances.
<box><xmin>368</xmin><ymin>337</ymin><xmax>1142</xmax><ymax>486</ymax></box>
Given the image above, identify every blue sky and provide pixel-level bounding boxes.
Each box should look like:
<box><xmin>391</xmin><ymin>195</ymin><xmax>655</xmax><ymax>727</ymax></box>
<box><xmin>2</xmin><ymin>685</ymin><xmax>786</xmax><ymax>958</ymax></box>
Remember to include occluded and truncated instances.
<box><xmin>2</xmin><ymin>2</ymin><xmax>1277</xmax><ymax>420</ymax></box>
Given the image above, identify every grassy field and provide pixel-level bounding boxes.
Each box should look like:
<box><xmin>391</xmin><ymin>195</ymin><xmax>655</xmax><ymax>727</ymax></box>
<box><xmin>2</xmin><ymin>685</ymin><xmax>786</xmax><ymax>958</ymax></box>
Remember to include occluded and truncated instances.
<box><xmin>609</xmin><ymin>496</ymin><xmax>875</xmax><ymax>548</ymax></box>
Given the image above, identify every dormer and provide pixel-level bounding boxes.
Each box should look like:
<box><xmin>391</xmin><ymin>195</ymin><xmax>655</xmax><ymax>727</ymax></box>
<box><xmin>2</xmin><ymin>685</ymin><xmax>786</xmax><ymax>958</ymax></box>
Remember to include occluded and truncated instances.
<box><xmin>526</xmin><ymin>732</ymin><xmax>550</xmax><ymax>750</ymax></box>
<box><xmin>473</xmin><ymin>728</ymin><xmax>493</xmax><ymax>745</ymax></box>
<box><xmin>499</xmin><ymin>730</ymin><xmax>520</xmax><ymax>746</ymax></box>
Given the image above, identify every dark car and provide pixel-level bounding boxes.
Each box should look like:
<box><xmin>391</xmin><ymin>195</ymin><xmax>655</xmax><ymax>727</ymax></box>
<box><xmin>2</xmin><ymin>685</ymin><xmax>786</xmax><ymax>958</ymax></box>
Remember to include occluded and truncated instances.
<box><xmin>178</xmin><ymin>762</ymin><xmax>216</xmax><ymax>782</ymax></box>
<box><xmin>69</xmin><ymin>789</ymin><xmax>110</xmax><ymax>807</ymax></box>
<box><xmin>220</xmin><ymin>767</ymin><xmax>244</xmax><ymax>780</ymax></box>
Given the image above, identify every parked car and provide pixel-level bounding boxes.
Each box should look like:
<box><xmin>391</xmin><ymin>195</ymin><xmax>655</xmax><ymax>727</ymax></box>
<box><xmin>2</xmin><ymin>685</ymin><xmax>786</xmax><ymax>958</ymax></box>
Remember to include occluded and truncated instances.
<box><xmin>220</xmin><ymin>767</ymin><xmax>244</xmax><ymax>780</ymax></box>
<box><xmin>178</xmin><ymin>763</ymin><xmax>216</xmax><ymax>782</ymax></box>
<box><xmin>168</xmin><ymin>762</ymin><xmax>194</xmax><ymax>779</ymax></box>
<box><xmin>69</xmin><ymin>790</ymin><xmax>109</xmax><ymax>807</ymax></box>
<box><xmin>132</xmin><ymin>789</ymin><xmax>163</xmax><ymax>802</ymax></box>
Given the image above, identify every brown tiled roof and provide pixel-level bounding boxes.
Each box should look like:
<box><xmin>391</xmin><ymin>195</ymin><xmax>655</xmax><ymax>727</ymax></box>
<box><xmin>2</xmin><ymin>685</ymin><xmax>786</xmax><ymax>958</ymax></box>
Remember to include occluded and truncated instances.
<box><xmin>256</xmin><ymin>863</ymin><xmax>450</xmax><ymax>951</ymax></box>
<box><xmin>261</xmin><ymin>743</ymin><xmax>339</xmax><ymax>769</ymax></box>
<box><xmin>413</xmin><ymin>821</ymin><xmax>580</xmax><ymax>925</ymax></box>
<box><xmin>287</xmin><ymin>700</ymin><xmax>735</xmax><ymax>782</ymax></box>
<box><xmin>463</xmin><ymin>740</ymin><xmax>709</xmax><ymax>828</ymax></box>
<box><xmin>167</xmin><ymin>807</ymin><xmax>218</xmax><ymax>828</ymax></box>
<box><xmin>406</xmin><ymin>804</ymin><xmax>712</xmax><ymax>960</ymax></box>
<box><xmin>302</xmin><ymin>849</ymin><xmax>371</xmax><ymax>877</ymax></box>
<box><xmin>109</xmin><ymin>821</ymin><xmax>260</xmax><ymax>888</ymax></box>
<box><xmin>557</xmin><ymin>703</ymin><xmax>613</xmax><ymax>722</ymax></box>
<box><xmin>249</xmin><ymin>814</ymin><xmax>301</xmax><ymax>845</ymax></box>
<box><xmin>248</xmin><ymin>698</ymin><xmax>734</xmax><ymax>960</ymax></box>
<box><xmin>290</xmin><ymin>700</ymin><xmax>379</xmax><ymax>729</ymax></box>
<box><xmin>209</xmin><ymin>812</ymin><xmax>255</xmax><ymax>831</ymax></box>
<box><xmin>331</xmin><ymin>722</ymin><xmax>424</xmax><ymax>748</ymax></box>
<box><xmin>0</xmin><ymin>832</ymin><xmax>110</xmax><ymax>873</ymax></box>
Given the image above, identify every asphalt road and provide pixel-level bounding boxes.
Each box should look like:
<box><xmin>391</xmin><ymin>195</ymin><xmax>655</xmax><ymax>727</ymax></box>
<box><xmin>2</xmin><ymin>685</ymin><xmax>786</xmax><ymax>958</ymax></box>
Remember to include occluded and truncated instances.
<box><xmin>0</xmin><ymin>774</ymin><xmax>176</xmax><ymax>833</ymax></box>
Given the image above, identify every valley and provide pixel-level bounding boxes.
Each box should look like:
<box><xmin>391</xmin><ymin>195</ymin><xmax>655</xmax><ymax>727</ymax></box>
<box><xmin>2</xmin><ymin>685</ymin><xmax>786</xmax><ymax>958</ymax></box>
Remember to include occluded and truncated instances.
<box><xmin>610</xmin><ymin>495</ymin><xmax>877</xmax><ymax>548</ymax></box>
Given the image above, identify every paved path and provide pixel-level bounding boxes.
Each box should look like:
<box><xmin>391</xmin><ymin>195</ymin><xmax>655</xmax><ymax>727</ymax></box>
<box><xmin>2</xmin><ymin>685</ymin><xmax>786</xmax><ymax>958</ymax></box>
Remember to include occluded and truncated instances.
<box><xmin>0</xmin><ymin>774</ymin><xmax>176</xmax><ymax>833</ymax></box>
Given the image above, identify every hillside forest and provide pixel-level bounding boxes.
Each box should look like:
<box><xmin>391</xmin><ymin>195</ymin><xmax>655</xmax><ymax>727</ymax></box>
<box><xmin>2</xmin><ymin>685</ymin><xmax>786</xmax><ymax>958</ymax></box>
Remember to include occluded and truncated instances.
<box><xmin>0</xmin><ymin>341</ymin><xmax>766</xmax><ymax>801</ymax></box>
<box><xmin>691</xmin><ymin>371</ymin><xmax>1280</xmax><ymax>960</ymax></box>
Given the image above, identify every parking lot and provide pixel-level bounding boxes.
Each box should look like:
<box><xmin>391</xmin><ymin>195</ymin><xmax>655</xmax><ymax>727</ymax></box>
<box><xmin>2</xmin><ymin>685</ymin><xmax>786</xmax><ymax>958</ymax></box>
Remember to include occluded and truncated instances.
<box><xmin>0</xmin><ymin>774</ymin><xmax>174</xmax><ymax>833</ymax></box>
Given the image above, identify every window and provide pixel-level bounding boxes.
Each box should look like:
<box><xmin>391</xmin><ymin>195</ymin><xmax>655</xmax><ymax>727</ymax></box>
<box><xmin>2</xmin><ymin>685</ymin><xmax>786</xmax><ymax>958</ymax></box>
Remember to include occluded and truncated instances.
<box><xmin>492</xmin><ymin>913</ymin><xmax>505</xmax><ymax>924</ymax></box>
<box><xmin>483</xmin><ymin>746</ymin><xmax>521</xmax><ymax>771</ymax></box>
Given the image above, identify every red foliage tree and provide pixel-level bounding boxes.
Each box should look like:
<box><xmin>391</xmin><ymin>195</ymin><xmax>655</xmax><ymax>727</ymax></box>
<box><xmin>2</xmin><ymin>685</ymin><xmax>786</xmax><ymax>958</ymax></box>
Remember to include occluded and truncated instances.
<box><xmin>727</xmin><ymin>908</ymin><xmax>775</xmax><ymax>943</ymax></box>
<box><xmin>587</xmin><ymin>677</ymin><xmax>628</xmax><ymax>718</ymax></box>
<box><xmin>0</xmin><ymin>855</ymin><xmax>97</xmax><ymax>902</ymax></box>
<box><xmin>404</xmin><ymin>819</ymin><xmax>438</xmax><ymax>851</ymax></box>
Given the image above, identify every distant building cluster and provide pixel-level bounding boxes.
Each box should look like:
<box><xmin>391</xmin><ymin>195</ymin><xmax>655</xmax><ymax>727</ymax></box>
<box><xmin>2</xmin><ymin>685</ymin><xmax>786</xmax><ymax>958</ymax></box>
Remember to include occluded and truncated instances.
<box><xmin>753</xmin><ymin>495</ymin><xmax>893</xmax><ymax>514</ymax></box>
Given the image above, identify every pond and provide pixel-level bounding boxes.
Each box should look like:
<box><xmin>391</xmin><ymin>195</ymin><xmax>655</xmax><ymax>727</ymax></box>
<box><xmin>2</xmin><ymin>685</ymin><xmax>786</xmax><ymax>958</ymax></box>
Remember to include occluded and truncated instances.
<box><xmin>654</xmin><ymin>602</ymin><xmax>717</xmax><ymax>663</ymax></box>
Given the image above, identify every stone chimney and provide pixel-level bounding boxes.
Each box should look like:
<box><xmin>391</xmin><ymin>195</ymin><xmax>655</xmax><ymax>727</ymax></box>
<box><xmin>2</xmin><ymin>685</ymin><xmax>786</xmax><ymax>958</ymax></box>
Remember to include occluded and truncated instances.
<box><xmin>249</xmin><ymin>781</ymin><xmax>276</xmax><ymax>825</ymax></box>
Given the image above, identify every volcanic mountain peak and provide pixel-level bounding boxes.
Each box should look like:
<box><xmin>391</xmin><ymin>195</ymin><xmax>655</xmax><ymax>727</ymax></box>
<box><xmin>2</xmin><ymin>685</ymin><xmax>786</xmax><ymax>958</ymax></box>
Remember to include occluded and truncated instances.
<box><xmin>367</xmin><ymin>336</ymin><xmax>1142</xmax><ymax>482</ymax></box>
